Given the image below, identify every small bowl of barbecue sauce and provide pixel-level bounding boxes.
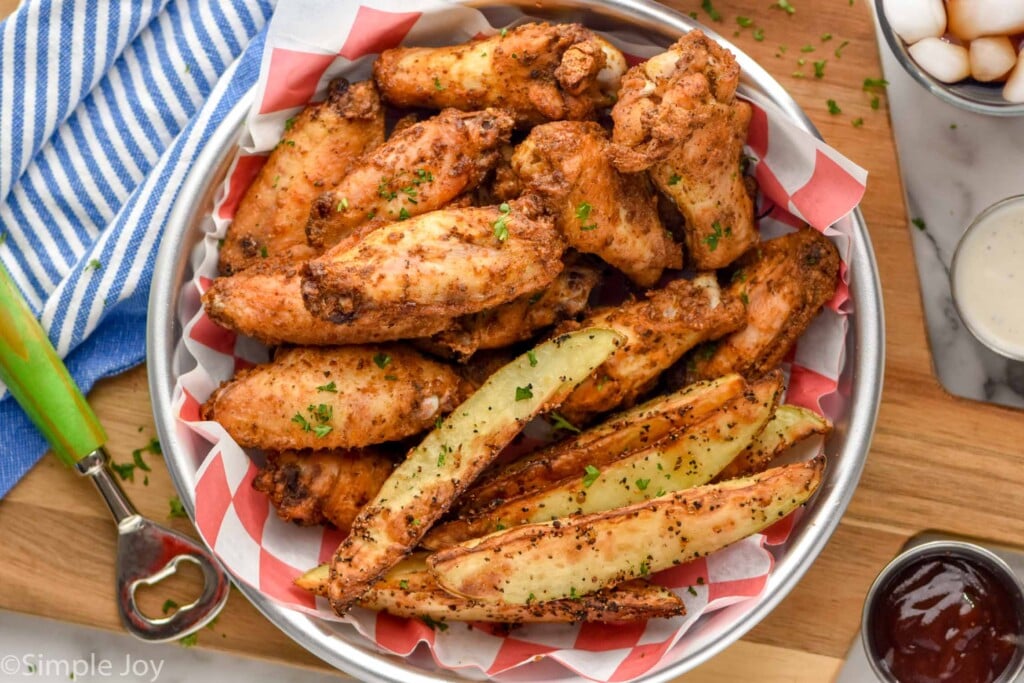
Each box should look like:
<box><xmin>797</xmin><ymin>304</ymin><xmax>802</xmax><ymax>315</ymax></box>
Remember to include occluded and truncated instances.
<box><xmin>862</xmin><ymin>540</ymin><xmax>1024</xmax><ymax>683</ymax></box>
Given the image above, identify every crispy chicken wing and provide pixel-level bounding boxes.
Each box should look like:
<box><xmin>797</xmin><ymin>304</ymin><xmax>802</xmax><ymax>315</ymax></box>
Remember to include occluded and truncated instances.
<box><xmin>610</xmin><ymin>30</ymin><xmax>756</xmax><ymax>270</ymax></box>
<box><xmin>301</xmin><ymin>197</ymin><xmax>565</xmax><ymax>328</ymax></box>
<box><xmin>219</xmin><ymin>80</ymin><xmax>384</xmax><ymax>274</ymax></box>
<box><xmin>372</xmin><ymin>22</ymin><xmax>626</xmax><ymax>125</ymax></box>
<box><xmin>201</xmin><ymin>345</ymin><xmax>469</xmax><ymax>451</ymax></box>
<box><xmin>253</xmin><ymin>449</ymin><xmax>396</xmax><ymax>532</ymax></box>
<box><xmin>203</xmin><ymin>252</ymin><xmax>459</xmax><ymax>345</ymax></box>
<box><xmin>557</xmin><ymin>274</ymin><xmax>745</xmax><ymax>423</ymax></box>
<box><xmin>305</xmin><ymin>108</ymin><xmax>514</xmax><ymax>249</ymax></box>
<box><xmin>420</xmin><ymin>255</ymin><xmax>602</xmax><ymax>360</ymax></box>
<box><xmin>688</xmin><ymin>228</ymin><xmax>840</xmax><ymax>380</ymax></box>
<box><xmin>509</xmin><ymin>121</ymin><xmax>682</xmax><ymax>286</ymax></box>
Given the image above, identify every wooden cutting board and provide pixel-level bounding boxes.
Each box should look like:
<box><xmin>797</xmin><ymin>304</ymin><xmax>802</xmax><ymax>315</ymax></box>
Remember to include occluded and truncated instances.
<box><xmin>3</xmin><ymin>1</ymin><xmax>1023</xmax><ymax>680</ymax></box>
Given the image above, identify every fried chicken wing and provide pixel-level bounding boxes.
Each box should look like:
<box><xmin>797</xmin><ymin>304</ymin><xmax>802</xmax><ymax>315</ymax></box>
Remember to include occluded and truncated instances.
<box><xmin>219</xmin><ymin>80</ymin><xmax>384</xmax><ymax>274</ymax></box>
<box><xmin>509</xmin><ymin>121</ymin><xmax>682</xmax><ymax>286</ymax></box>
<box><xmin>688</xmin><ymin>228</ymin><xmax>840</xmax><ymax>380</ymax></box>
<box><xmin>610</xmin><ymin>30</ymin><xmax>756</xmax><ymax>270</ymax></box>
<box><xmin>372</xmin><ymin>22</ymin><xmax>626</xmax><ymax>125</ymax></box>
<box><xmin>253</xmin><ymin>449</ymin><xmax>396</xmax><ymax>532</ymax></box>
<box><xmin>301</xmin><ymin>197</ymin><xmax>565</xmax><ymax>328</ymax></box>
<box><xmin>201</xmin><ymin>345</ymin><xmax>468</xmax><ymax>451</ymax></box>
<box><xmin>305</xmin><ymin>108</ymin><xmax>514</xmax><ymax>249</ymax></box>
<box><xmin>421</xmin><ymin>255</ymin><xmax>602</xmax><ymax>360</ymax></box>
<box><xmin>203</xmin><ymin>253</ymin><xmax>458</xmax><ymax>345</ymax></box>
<box><xmin>557</xmin><ymin>274</ymin><xmax>745</xmax><ymax>423</ymax></box>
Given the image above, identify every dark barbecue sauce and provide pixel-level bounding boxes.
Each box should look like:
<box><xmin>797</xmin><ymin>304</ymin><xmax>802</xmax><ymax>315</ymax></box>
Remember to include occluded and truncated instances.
<box><xmin>869</xmin><ymin>556</ymin><xmax>1021</xmax><ymax>683</ymax></box>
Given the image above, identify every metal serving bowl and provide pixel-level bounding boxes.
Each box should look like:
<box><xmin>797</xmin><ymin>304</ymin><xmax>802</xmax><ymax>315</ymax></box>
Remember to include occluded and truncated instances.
<box><xmin>874</xmin><ymin>0</ymin><xmax>1024</xmax><ymax>117</ymax></box>
<box><xmin>148</xmin><ymin>1</ymin><xmax>884</xmax><ymax>680</ymax></box>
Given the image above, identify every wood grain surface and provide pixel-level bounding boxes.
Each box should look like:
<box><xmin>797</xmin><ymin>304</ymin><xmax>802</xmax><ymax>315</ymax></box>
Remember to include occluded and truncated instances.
<box><xmin>3</xmin><ymin>1</ymin><xmax>1022</xmax><ymax>681</ymax></box>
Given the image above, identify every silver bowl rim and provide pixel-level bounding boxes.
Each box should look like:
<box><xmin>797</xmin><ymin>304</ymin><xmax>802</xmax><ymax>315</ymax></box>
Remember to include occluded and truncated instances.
<box><xmin>859</xmin><ymin>539</ymin><xmax>1024</xmax><ymax>683</ymax></box>
<box><xmin>873</xmin><ymin>0</ymin><xmax>1024</xmax><ymax>117</ymax></box>
<box><xmin>147</xmin><ymin>1</ymin><xmax>885</xmax><ymax>680</ymax></box>
<box><xmin>950</xmin><ymin>194</ymin><xmax>1024</xmax><ymax>362</ymax></box>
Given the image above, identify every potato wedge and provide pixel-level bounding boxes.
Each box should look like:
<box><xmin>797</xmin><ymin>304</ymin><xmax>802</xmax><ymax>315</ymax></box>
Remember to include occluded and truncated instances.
<box><xmin>423</xmin><ymin>372</ymin><xmax>780</xmax><ymax>549</ymax></box>
<box><xmin>325</xmin><ymin>328</ymin><xmax>623</xmax><ymax>614</ymax></box>
<box><xmin>298</xmin><ymin>555</ymin><xmax>685</xmax><ymax>623</ymax></box>
<box><xmin>428</xmin><ymin>456</ymin><xmax>825</xmax><ymax>604</ymax></box>
<box><xmin>715</xmin><ymin>404</ymin><xmax>832</xmax><ymax>481</ymax></box>
<box><xmin>454</xmin><ymin>373</ymin><xmax>747</xmax><ymax>516</ymax></box>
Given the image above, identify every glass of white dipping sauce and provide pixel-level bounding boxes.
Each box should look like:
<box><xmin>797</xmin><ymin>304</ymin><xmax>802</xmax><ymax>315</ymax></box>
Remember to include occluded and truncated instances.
<box><xmin>951</xmin><ymin>195</ymin><xmax>1024</xmax><ymax>360</ymax></box>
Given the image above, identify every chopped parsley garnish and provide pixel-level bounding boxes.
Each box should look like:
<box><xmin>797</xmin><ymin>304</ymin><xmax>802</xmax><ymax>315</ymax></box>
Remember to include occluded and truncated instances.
<box><xmin>736</xmin><ymin>16</ymin><xmax>753</xmax><ymax>27</ymax></box>
<box><xmin>293</xmin><ymin>404</ymin><xmax>333</xmax><ymax>437</ymax></box>
<box><xmin>168</xmin><ymin>496</ymin><xmax>187</xmax><ymax>519</ymax></box>
<box><xmin>773</xmin><ymin>0</ymin><xmax>795</xmax><ymax>14</ymax></box>
<box><xmin>399</xmin><ymin>579</ymin><xmax>410</xmax><ymax>590</ymax></box>
<box><xmin>703</xmin><ymin>221</ymin><xmax>731</xmax><ymax>251</ymax></box>
<box><xmin>437</xmin><ymin>444</ymin><xmax>451</xmax><ymax>467</ymax></box>
<box><xmin>373</xmin><ymin>352</ymin><xmax>391</xmax><ymax>369</ymax></box>
<box><xmin>668</xmin><ymin>172</ymin><xmax>682</xmax><ymax>185</ymax></box>
<box><xmin>515</xmin><ymin>384</ymin><xmax>533</xmax><ymax>401</ymax></box>
<box><xmin>863</xmin><ymin>77</ymin><xmax>888</xmax><ymax>92</ymax></box>
<box><xmin>414</xmin><ymin>169</ymin><xmax>434</xmax><ymax>184</ymax></box>
<box><xmin>700</xmin><ymin>0</ymin><xmax>722</xmax><ymax>21</ymax></box>
<box><xmin>291</xmin><ymin>413</ymin><xmax>309</xmax><ymax>431</ymax></box>
<box><xmin>582</xmin><ymin>464</ymin><xmax>600</xmax><ymax>488</ymax></box>
<box><xmin>420</xmin><ymin>615</ymin><xmax>449</xmax><ymax>631</ymax></box>
<box><xmin>834</xmin><ymin>40</ymin><xmax>849</xmax><ymax>58</ymax></box>
<box><xmin>813</xmin><ymin>60</ymin><xmax>826</xmax><ymax>78</ymax></box>
<box><xmin>377</xmin><ymin>177</ymin><xmax>397</xmax><ymax>200</ymax></box>
<box><xmin>312</xmin><ymin>424</ymin><xmax>333</xmax><ymax>438</ymax></box>
<box><xmin>272</xmin><ymin>175</ymin><xmax>280</xmax><ymax>188</ymax></box>
<box><xmin>549</xmin><ymin>411</ymin><xmax>581</xmax><ymax>434</ymax></box>
<box><xmin>575</xmin><ymin>201</ymin><xmax>597</xmax><ymax>231</ymax></box>
<box><xmin>731</xmin><ymin>268</ymin><xmax>747</xmax><ymax>284</ymax></box>
<box><xmin>284</xmin><ymin>116</ymin><xmax>296</xmax><ymax>131</ymax></box>
<box><xmin>317</xmin><ymin>381</ymin><xmax>337</xmax><ymax>393</ymax></box>
<box><xmin>162</xmin><ymin>599</ymin><xmax>179</xmax><ymax>614</ymax></box>
<box><xmin>179</xmin><ymin>633</ymin><xmax>199</xmax><ymax>647</ymax></box>
<box><xmin>826</xmin><ymin>99</ymin><xmax>842</xmax><ymax>115</ymax></box>
<box><xmin>870</xmin><ymin>95</ymin><xmax>880</xmax><ymax>110</ymax></box>
<box><xmin>821</xmin><ymin>32</ymin><xmax>832</xmax><ymax>42</ymax></box>
<box><xmin>398</xmin><ymin>207</ymin><xmax>411</xmax><ymax>221</ymax></box>
<box><xmin>852</xmin><ymin>117</ymin><xmax>864</xmax><ymax>128</ymax></box>
<box><xmin>433</xmin><ymin>76</ymin><xmax>445</xmax><ymax>91</ymax></box>
<box><xmin>499</xmin><ymin>27</ymin><xmax>508</xmax><ymax>37</ymax></box>
<box><xmin>740</xmin><ymin>291</ymin><xmax>750</xmax><ymax>305</ymax></box>
<box><xmin>86</xmin><ymin>259</ymin><xmax>102</xmax><ymax>271</ymax></box>
<box><xmin>912</xmin><ymin>217</ymin><xmax>926</xmax><ymax>231</ymax></box>
<box><xmin>639</xmin><ymin>560</ymin><xmax>650</xmax><ymax>576</ymax></box>
<box><xmin>527</xmin><ymin>350</ymin><xmax>538</xmax><ymax>367</ymax></box>
<box><xmin>687</xmin><ymin>585</ymin><xmax>698</xmax><ymax>597</ymax></box>
<box><xmin>384</xmin><ymin>374</ymin><xmax>398</xmax><ymax>381</ymax></box>
<box><xmin>635</xmin><ymin>478</ymin><xmax>650</xmax><ymax>491</ymax></box>
<box><xmin>336</xmin><ymin>197</ymin><xmax>349</xmax><ymax>212</ymax></box>
<box><xmin>753</xmin><ymin>27</ymin><xmax>765</xmax><ymax>41</ymax></box>
<box><xmin>800</xmin><ymin>44</ymin><xmax>814</xmax><ymax>53</ymax></box>
<box><xmin>493</xmin><ymin>202</ymin><xmax>511</xmax><ymax>242</ymax></box>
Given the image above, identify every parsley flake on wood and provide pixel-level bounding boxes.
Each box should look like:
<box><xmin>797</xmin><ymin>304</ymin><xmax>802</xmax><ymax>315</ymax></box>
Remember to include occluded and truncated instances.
<box><xmin>753</xmin><ymin>27</ymin><xmax>765</xmax><ymax>41</ymax></box>
<box><xmin>827</xmin><ymin>99</ymin><xmax>842</xmax><ymax>115</ymax></box>
<box><xmin>863</xmin><ymin>77</ymin><xmax>888</xmax><ymax>92</ymax></box>
<box><xmin>773</xmin><ymin>0</ymin><xmax>795</xmax><ymax>14</ymax></box>
<box><xmin>736</xmin><ymin>16</ymin><xmax>753</xmax><ymax>27</ymax></box>
<box><xmin>162</xmin><ymin>599</ymin><xmax>179</xmax><ymax>615</ymax></box>
<box><xmin>179</xmin><ymin>633</ymin><xmax>199</xmax><ymax>647</ymax></box>
<box><xmin>852</xmin><ymin>117</ymin><xmax>864</xmax><ymax>127</ymax></box>
<box><xmin>168</xmin><ymin>496</ymin><xmax>187</xmax><ymax>519</ymax></box>
<box><xmin>800</xmin><ymin>44</ymin><xmax>815</xmax><ymax>53</ymax></box>
<box><xmin>582</xmin><ymin>464</ymin><xmax>600</xmax><ymax>488</ymax></box>
<box><xmin>701</xmin><ymin>0</ymin><xmax>722</xmax><ymax>21</ymax></box>
<box><xmin>515</xmin><ymin>384</ymin><xmax>533</xmax><ymax>401</ymax></box>
<box><xmin>834</xmin><ymin>40</ymin><xmax>849</xmax><ymax>58</ymax></box>
<box><xmin>870</xmin><ymin>95</ymin><xmax>880</xmax><ymax>110</ymax></box>
<box><xmin>813</xmin><ymin>60</ymin><xmax>827</xmax><ymax>78</ymax></box>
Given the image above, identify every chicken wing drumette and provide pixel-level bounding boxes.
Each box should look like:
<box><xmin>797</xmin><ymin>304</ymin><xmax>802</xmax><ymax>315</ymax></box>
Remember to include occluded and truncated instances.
<box><xmin>610</xmin><ymin>30</ymin><xmax>756</xmax><ymax>270</ymax></box>
<box><xmin>688</xmin><ymin>228</ymin><xmax>840</xmax><ymax>380</ymax></box>
<box><xmin>508</xmin><ymin>121</ymin><xmax>682</xmax><ymax>286</ymax></box>
<box><xmin>373</xmin><ymin>22</ymin><xmax>626</xmax><ymax>125</ymax></box>
<box><xmin>219</xmin><ymin>79</ymin><xmax>384</xmax><ymax>274</ymax></box>
<box><xmin>305</xmin><ymin>108</ymin><xmax>514</xmax><ymax>249</ymax></box>
<box><xmin>301</xmin><ymin>197</ymin><xmax>565</xmax><ymax>329</ymax></box>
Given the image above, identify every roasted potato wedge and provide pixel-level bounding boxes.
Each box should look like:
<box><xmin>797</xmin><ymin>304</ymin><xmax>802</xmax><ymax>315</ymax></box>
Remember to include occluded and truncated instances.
<box><xmin>297</xmin><ymin>554</ymin><xmax>684</xmax><ymax>623</ymax></box>
<box><xmin>201</xmin><ymin>345</ymin><xmax>467</xmax><ymax>451</ymax></box>
<box><xmin>714</xmin><ymin>404</ymin><xmax>832</xmax><ymax>481</ymax></box>
<box><xmin>424</xmin><ymin>372</ymin><xmax>780</xmax><ymax>549</ymax></box>
<box><xmin>325</xmin><ymin>328</ymin><xmax>623</xmax><ymax>614</ymax></box>
<box><xmin>454</xmin><ymin>373</ymin><xmax>747</xmax><ymax>515</ymax></box>
<box><xmin>428</xmin><ymin>456</ymin><xmax>824</xmax><ymax>604</ymax></box>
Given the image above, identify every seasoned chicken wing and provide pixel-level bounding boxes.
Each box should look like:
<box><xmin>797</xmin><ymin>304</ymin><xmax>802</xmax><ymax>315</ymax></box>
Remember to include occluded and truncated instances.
<box><xmin>201</xmin><ymin>345</ymin><xmax>469</xmax><ymax>451</ymax></box>
<box><xmin>253</xmin><ymin>449</ymin><xmax>396</xmax><ymax>532</ymax></box>
<box><xmin>610</xmin><ymin>30</ymin><xmax>756</xmax><ymax>270</ymax></box>
<box><xmin>219</xmin><ymin>80</ymin><xmax>384</xmax><ymax>274</ymax></box>
<box><xmin>509</xmin><ymin>121</ymin><xmax>682</xmax><ymax>286</ymax></box>
<box><xmin>420</xmin><ymin>255</ymin><xmax>602</xmax><ymax>360</ymax></box>
<box><xmin>372</xmin><ymin>22</ymin><xmax>626</xmax><ymax>125</ymax></box>
<box><xmin>305</xmin><ymin>108</ymin><xmax>514</xmax><ymax>249</ymax></box>
<box><xmin>301</xmin><ymin>197</ymin><xmax>565</xmax><ymax>328</ymax></box>
<box><xmin>557</xmin><ymin>274</ymin><xmax>745</xmax><ymax>423</ymax></box>
<box><xmin>688</xmin><ymin>228</ymin><xmax>840</xmax><ymax>380</ymax></box>
<box><xmin>203</xmin><ymin>252</ymin><xmax>458</xmax><ymax>346</ymax></box>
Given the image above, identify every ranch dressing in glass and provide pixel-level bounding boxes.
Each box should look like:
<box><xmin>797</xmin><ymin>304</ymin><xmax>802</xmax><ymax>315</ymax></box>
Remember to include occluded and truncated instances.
<box><xmin>952</xmin><ymin>195</ymin><xmax>1024</xmax><ymax>360</ymax></box>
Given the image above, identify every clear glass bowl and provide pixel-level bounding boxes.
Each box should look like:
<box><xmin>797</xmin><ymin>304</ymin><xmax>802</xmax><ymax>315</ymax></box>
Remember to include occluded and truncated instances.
<box><xmin>874</xmin><ymin>0</ymin><xmax>1024</xmax><ymax>117</ymax></box>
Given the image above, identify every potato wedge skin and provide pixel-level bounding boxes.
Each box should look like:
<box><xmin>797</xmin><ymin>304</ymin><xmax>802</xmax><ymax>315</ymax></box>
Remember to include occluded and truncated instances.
<box><xmin>201</xmin><ymin>345</ymin><xmax>468</xmax><ymax>451</ymax></box>
<box><xmin>298</xmin><ymin>557</ymin><xmax>684</xmax><ymax>623</ymax></box>
<box><xmin>428</xmin><ymin>456</ymin><xmax>824</xmax><ymax>604</ymax></box>
<box><xmin>326</xmin><ymin>329</ymin><xmax>623</xmax><ymax>614</ymax></box>
<box><xmin>424</xmin><ymin>372</ymin><xmax>780</xmax><ymax>549</ymax></box>
<box><xmin>715</xmin><ymin>404</ymin><xmax>831</xmax><ymax>481</ymax></box>
<box><xmin>454</xmin><ymin>373</ymin><xmax>747</xmax><ymax>515</ymax></box>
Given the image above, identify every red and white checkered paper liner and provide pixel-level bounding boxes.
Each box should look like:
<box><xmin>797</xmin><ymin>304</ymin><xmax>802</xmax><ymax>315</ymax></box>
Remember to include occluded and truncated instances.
<box><xmin>171</xmin><ymin>2</ymin><xmax>867</xmax><ymax>680</ymax></box>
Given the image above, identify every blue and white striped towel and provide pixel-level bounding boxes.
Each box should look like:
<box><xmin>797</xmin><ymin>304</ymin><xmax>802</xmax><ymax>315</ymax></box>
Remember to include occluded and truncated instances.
<box><xmin>0</xmin><ymin>0</ymin><xmax>274</xmax><ymax>497</ymax></box>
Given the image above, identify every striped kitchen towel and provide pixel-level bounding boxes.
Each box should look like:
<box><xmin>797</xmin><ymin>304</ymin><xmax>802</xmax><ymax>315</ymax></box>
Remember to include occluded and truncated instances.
<box><xmin>0</xmin><ymin>0</ymin><xmax>275</xmax><ymax>498</ymax></box>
